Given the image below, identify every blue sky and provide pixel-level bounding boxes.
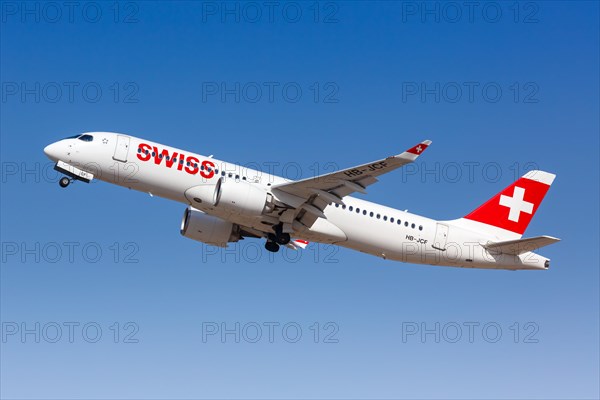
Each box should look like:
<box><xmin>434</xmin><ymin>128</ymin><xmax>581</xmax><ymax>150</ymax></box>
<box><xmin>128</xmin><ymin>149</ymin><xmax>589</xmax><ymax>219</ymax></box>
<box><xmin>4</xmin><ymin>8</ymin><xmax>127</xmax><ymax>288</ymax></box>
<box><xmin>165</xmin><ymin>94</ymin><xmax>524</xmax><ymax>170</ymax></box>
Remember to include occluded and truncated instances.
<box><xmin>1</xmin><ymin>1</ymin><xmax>598</xmax><ymax>399</ymax></box>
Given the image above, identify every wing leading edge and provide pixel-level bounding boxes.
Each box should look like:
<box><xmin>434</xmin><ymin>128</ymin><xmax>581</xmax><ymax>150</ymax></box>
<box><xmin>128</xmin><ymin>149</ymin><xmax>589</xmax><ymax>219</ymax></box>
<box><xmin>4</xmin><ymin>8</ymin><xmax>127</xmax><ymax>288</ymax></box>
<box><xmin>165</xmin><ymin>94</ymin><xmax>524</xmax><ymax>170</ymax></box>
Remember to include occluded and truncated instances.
<box><xmin>271</xmin><ymin>140</ymin><xmax>432</xmax><ymax>229</ymax></box>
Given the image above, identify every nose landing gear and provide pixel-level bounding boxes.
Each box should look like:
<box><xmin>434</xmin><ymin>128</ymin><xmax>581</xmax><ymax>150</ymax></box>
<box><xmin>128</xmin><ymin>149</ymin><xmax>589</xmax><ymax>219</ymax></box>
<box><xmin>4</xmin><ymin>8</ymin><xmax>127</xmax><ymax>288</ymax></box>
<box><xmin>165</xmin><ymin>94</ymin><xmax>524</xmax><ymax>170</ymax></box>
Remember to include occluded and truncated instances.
<box><xmin>59</xmin><ymin>177</ymin><xmax>72</xmax><ymax>188</ymax></box>
<box><xmin>53</xmin><ymin>161</ymin><xmax>94</xmax><ymax>187</ymax></box>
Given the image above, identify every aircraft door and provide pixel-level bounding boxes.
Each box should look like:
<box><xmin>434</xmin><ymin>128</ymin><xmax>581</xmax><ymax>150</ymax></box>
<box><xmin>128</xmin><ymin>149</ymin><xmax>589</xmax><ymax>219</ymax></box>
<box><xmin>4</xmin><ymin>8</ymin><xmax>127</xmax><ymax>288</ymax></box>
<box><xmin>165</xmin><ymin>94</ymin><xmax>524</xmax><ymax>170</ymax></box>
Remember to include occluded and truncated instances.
<box><xmin>432</xmin><ymin>223</ymin><xmax>449</xmax><ymax>251</ymax></box>
<box><xmin>113</xmin><ymin>135</ymin><xmax>130</xmax><ymax>162</ymax></box>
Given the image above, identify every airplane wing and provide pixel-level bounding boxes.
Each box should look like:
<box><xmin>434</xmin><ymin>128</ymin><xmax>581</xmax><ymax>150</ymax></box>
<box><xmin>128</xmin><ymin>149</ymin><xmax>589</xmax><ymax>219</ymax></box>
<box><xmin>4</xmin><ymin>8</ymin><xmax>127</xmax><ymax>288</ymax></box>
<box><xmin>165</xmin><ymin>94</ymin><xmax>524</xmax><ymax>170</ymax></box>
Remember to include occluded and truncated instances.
<box><xmin>483</xmin><ymin>235</ymin><xmax>561</xmax><ymax>255</ymax></box>
<box><xmin>271</xmin><ymin>140</ymin><xmax>431</xmax><ymax>229</ymax></box>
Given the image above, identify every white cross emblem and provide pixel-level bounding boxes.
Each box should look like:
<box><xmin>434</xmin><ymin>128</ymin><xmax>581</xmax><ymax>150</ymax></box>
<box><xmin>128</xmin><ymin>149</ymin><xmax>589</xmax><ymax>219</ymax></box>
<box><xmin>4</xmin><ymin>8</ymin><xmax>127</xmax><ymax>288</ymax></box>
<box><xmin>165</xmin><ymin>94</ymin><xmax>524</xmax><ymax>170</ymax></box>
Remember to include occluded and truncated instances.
<box><xmin>499</xmin><ymin>186</ymin><xmax>534</xmax><ymax>222</ymax></box>
<box><xmin>416</xmin><ymin>145</ymin><xmax>422</xmax><ymax>153</ymax></box>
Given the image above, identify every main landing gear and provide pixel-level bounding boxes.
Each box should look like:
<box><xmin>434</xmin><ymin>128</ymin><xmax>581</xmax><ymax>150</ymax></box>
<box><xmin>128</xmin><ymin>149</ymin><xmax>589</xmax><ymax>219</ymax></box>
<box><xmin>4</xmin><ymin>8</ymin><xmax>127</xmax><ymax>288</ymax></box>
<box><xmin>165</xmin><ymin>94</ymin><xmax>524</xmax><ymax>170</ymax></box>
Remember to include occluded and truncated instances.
<box><xmin>59</xmin><ymin>177</ymin><xmax>72</xmax><ymax>188</ymax></box>
<box><xmin>264</xmin><ymin>224</ymin><xmax>291</xmax><ymax>253</ymax></box>
<box><xmin>265</xmin><ymin>241</ymin><xmax>280</xmax><ymax>253</ymax></box>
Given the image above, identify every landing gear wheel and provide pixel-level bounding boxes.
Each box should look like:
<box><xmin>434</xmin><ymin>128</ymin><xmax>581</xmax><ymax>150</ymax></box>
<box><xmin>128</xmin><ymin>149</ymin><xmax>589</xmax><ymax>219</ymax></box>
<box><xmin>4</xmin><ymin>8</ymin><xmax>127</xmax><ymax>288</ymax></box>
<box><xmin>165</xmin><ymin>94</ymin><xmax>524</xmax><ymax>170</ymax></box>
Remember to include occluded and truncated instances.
<box><xmin>272</xmin><ymin>224</ymin><xmax>291</xmax><ymax>245</ymax></box>
<box><xmin>278</xmin><ymin>232</ymin><xmax>291</xmax><ymax>245</ymax></box>
<box><xmin>265</xmin><ymin>241</ymin><xmax>280</xmax><ymax>253</ymax></box>
<box><xmin>59</xmin><ymin>177</ymin><xmax>71</xmax><ymax>188</ymax></box>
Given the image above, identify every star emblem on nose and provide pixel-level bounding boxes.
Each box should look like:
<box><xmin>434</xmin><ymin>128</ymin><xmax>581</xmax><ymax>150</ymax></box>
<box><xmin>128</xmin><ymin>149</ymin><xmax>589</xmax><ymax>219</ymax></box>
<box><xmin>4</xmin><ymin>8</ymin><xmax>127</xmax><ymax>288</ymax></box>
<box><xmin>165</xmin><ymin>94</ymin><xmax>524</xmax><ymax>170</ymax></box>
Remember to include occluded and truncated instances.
<box><xmin>102</xmin><ymin>138</ymin><xmax>108</xmax><ymax>144</ymax></box>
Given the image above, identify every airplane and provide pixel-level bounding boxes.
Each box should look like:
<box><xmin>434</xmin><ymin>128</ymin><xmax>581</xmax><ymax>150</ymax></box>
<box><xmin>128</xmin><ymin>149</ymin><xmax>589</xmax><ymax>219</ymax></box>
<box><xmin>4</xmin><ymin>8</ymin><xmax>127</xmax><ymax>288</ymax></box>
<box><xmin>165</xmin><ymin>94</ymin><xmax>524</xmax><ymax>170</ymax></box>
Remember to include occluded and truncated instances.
<box><xmin>43</xmin><ymin>132</ymin><xmax>559</xmax><ymax>270</ymax></box>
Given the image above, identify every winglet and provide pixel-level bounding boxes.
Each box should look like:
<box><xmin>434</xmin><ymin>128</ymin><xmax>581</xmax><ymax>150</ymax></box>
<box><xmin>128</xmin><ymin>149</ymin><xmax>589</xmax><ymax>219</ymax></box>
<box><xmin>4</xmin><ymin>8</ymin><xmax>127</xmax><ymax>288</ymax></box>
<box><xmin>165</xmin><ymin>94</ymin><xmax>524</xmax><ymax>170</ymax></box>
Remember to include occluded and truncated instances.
<box><xmin>400</xmin><ymin>139</ymin><xmax>432</xmax><ymax>158</ymax></box>
<box><xmin>407</xmin><ymin>140</ymin><xmax>432</xmax><ymax>154</ymax></box>
<box><xmin>287</xmin><ymin>239</ymin><xmax>309</xmax><ymax>250</ymax></box>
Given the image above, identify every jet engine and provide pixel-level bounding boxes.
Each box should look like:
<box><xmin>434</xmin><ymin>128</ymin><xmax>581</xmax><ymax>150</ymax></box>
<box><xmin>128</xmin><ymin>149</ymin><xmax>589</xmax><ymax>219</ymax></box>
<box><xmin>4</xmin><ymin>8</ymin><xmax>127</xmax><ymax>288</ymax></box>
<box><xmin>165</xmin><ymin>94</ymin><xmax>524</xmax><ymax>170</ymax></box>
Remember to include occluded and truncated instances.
<box><xmin>184</xmin><ymin>182</ymin><xmax>221</xmax><ymax>206</ymax></box>
<box><xmin>216</xmin><ymin>178</ymin><xmax>273</xmax><ymax>216</ymax></box>
<box><xmin>180</xmin><ymin>206</ymin><xmax>241</xmax><ymax>247</ymax></box>
<box><xmin>185</xmin><ymin>178</ymin><xmax>273</xmax><ymax>216</ymax></box>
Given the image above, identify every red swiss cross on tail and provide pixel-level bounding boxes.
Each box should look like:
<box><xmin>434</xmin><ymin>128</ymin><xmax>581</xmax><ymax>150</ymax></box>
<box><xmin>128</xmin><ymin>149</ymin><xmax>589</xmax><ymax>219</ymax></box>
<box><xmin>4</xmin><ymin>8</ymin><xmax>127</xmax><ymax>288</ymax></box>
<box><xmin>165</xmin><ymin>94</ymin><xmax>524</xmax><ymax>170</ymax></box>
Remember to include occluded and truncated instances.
<box><xmin>464</xmin><ymin>170</ymin><xmax>555</xmax><ymax>236</ymax></box>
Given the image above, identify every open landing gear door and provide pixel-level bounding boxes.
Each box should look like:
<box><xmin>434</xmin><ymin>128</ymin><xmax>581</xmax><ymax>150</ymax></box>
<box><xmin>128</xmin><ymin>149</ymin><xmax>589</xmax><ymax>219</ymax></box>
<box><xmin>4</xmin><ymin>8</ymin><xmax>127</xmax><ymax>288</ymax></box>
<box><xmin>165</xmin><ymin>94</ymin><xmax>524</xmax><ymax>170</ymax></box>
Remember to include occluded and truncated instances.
<box><xmin>113</xmin><ymin>135</ymin><xmax>130</xmax><ymax>162</ymax></box>
<box><xmin>54</xmin><ymin>160</ymin><xmax>94</xmax><ymax>183</ymax></box>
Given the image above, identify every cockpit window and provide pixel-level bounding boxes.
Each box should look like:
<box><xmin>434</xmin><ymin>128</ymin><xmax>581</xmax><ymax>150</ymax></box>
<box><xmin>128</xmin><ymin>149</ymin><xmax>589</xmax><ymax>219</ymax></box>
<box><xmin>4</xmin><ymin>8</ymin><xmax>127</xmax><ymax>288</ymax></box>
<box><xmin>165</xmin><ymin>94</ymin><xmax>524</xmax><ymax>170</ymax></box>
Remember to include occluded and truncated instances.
<box><xmin>78</xmin><ymin>134</ymin><xmax>94</xmax><ymax>142</ymax></box>
<box><xmin>63</xmin><ymin>134</ymin><xmax>82</xmax><ymax>139</ymax></box>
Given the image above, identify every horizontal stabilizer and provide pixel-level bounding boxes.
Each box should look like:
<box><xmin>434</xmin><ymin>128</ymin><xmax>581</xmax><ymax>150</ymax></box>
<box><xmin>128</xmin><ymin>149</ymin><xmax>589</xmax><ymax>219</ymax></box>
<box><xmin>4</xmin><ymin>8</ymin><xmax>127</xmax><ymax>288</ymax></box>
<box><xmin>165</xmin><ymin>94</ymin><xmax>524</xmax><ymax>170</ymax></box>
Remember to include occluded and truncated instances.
<box><xmin>483</xmin><ymin>235</ymin><xmax>560</xmax><ymax>255</ymax></box>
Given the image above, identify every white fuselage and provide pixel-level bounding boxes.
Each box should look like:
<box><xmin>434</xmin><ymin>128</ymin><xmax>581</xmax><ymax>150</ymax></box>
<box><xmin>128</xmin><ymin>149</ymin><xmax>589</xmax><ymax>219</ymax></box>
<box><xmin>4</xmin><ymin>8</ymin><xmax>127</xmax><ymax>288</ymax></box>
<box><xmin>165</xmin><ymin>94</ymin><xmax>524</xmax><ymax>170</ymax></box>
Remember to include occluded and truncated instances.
<box><xmin>44</xmin><ymin>132</ymin><xmax>549</xmax><ymax>270</ymax></box>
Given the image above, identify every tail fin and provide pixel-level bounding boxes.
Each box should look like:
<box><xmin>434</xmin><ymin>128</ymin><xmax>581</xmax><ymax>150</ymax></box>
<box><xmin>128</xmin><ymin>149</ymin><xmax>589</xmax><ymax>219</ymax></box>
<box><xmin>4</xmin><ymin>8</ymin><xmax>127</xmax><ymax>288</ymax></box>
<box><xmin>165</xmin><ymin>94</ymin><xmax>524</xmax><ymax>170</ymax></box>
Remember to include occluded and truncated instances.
<box><xmin>464</xmin><ymin>170</ymin><xmax>555</xmax><ymax>237</ymax></box>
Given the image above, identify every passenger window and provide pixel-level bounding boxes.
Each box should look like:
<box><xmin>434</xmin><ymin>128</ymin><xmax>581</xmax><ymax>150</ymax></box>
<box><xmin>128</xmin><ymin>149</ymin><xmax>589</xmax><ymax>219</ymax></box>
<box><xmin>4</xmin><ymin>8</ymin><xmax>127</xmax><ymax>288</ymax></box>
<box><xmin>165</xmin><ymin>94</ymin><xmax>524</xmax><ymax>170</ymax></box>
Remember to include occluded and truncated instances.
<box><xmin>390</xmin><ymin>218</ymin><xmax>395</xmax><ymax>223</ymax></box>
<box><xmin>383</xmin><ymin>216</ymin><xmax>388</xmax><ymax>221</ymax></box>
<box><xmin>411</xmin><ymin>223</ymin><xmax>415</xmax><ymax>229</ymax></box>
<box><xmin>370</xmin><ymin>212</ymin><xmax>374</xmax><ymax>217</ymax></box>
<box><xmin>397</xmin><ymin>219</ymin><xmax>401</xmax><ymax>225</ymax></box>
<box><xmin>356</xmin><ymin>208</ymin><xmax>360</xmax><ymax>213</ymax></box>
<box><xmin>363</xmin><ymin>210</ymin><xmax>367</xmax><ymax>215</ymax></box>
<box><xmin>376</xmin><ymin>214</ymin><xmax>380</xmax><ymax>219</ymax></box>
<box><xmin>419</xmin><ymin>225</ymin><xmax>423</xmax><ymax>231</ymax></box>
<box><xmin>405</xmin><ymin>221</ymin><xmax>409</xmax><ymax>227</ymax></box>
<box><xmin>349</xmin><ymin>206</ymin><xmax>353</xmax><ymax>211</ymax></box>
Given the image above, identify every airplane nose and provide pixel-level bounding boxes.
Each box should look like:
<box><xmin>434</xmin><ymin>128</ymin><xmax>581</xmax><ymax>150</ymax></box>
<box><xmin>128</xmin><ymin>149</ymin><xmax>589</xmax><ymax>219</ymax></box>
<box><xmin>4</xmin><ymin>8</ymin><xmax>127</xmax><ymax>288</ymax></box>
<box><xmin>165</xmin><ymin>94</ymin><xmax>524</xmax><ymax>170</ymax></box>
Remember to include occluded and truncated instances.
<box><xmin>43</xmin><ymin>142</ymin><xmax>61</xmax><ymax>162</ymax></box>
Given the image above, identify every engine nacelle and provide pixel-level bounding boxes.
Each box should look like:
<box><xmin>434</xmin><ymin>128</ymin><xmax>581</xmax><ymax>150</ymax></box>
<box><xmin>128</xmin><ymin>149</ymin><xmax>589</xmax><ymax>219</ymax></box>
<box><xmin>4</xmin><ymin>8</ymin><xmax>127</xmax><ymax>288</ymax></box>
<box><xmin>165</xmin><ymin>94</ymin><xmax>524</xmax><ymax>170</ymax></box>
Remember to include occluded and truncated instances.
<box><xmin>184</xmin><ymin>182</ymin><xmax>221</xmax><ymax>206</ymax></box>
<box><xmin>216</xmin><ymin>178</ymin><xmax>271</xmax><ymax>216</ymax></box>
<box><xmin>180</xmin><ymin>207</ymin><xmax>241</xmax><ymax>247</ymax></box>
